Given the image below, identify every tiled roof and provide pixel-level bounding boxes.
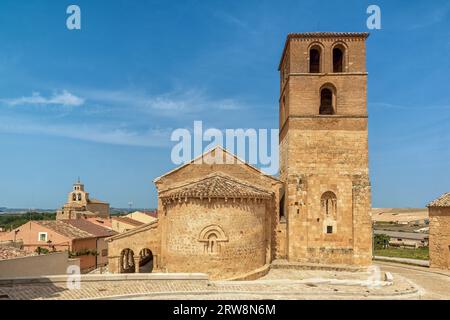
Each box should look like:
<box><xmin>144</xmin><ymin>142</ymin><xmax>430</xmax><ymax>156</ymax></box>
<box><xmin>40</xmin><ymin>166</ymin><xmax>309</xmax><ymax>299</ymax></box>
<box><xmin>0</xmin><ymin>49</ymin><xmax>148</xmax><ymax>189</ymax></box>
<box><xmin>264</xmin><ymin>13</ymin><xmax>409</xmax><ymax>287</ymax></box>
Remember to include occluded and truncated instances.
<box><xmin>427</xmin><ymin>192</ymin><xmax>450</xmax><ymax>207</ymax></box>
<box><xmin>159</xmin><ymin>172</ymin><xmax>273</xmax><ymax>201</ymax></box>
<box><xmin>106</xmin><ymin>220</ymin><xmax>158</xmax><ymax>242</ymax></box>
<box><xmin>88</xmin><ymin>198</ymin><xmax>109</xmax><ymax>205</ymax></box>
<box><xmin>111</xmin><ymin>216</ymin><xmax>145</xmax><ymax>227</ymax></box>
<box><xmin>287</xmin><ymin>32</ymin><xmax>369</xmax><ymax>39</ymax></box>
<box><xmin>34</xmin><ymin>220</ymin><xmax>94</xmax><ymax>240</ymax></box>
<box><xmin>63</xmin><ymin>219</ymin><xmax>117</xmax><ymax>238</ymax></box>
<box><xmin>132</xmin><ymin>210</ymin><xmax>158</xmax><ymax>218</ymax></box>
<box><xmin>0</xmin><ymin>246</ymin><xmax>36</xmax><ymax>260</ymax></box>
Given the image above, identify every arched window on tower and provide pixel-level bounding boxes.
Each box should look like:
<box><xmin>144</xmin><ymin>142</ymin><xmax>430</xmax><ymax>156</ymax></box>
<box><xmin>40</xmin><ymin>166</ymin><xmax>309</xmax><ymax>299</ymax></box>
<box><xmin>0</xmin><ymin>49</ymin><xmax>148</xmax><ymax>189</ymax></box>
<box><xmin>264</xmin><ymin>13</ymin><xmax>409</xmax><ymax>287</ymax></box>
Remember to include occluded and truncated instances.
<box><xmin>77</xmin><ymin>193</ymin><xmax>82</xmax><ymax>201</ymax></box>
<box><xmin>320</xmin><ymin>88</ymin><xmax>335</xmax><ymax>115</ymax></box>
<box><xmin>333</xmin><ymin>46</ymin><xmax>344</xmax><ymax>72</ymax></box>
<box><xmin>309</xmin><ymin>47</ymin><xmax>321</xmax><ymax>73</ymax></box>
<box><xmin>72</xmin><ymin>193</ymin><xmax>76</xmax><ymax>201</ymax></box>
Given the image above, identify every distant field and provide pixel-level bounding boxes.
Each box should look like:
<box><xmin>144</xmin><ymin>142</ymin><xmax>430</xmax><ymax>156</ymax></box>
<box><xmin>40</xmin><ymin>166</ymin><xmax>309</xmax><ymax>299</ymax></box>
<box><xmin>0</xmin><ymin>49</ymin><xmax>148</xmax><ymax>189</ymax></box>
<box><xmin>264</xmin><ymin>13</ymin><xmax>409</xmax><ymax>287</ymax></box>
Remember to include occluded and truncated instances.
<box><xmin>372</xmin><ymin>208</ymin><xmax>428</xmax><ymax>223</ymax></box>
<box><xmin>0</xmin><ymin>212</ymin><xmax>56</xmax><ymax>230</ymax></box>
<box><xmin>374</xmin><ymin>247</ymin><xmax>429</xmax><ymax>261</ymax></box>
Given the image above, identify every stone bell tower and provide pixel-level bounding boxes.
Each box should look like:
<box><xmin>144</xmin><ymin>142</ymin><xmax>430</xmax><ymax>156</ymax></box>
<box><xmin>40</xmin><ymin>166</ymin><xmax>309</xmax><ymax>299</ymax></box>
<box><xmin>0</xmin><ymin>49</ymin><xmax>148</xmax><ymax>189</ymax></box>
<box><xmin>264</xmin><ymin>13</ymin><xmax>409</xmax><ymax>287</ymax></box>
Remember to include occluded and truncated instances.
<box><xmin>278</xmin><ymin>32</ymin><xmax>372</xmax><ymax>266</ymax></box>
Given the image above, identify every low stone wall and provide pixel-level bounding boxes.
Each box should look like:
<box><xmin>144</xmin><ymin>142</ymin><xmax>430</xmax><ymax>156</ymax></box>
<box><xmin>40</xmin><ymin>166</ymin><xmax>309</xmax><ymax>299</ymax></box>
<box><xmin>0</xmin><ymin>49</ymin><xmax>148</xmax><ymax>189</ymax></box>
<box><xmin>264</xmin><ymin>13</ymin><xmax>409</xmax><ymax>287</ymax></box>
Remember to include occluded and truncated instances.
<box><xmin>0</xmin><ymin>273</ymin><xmax>209</xmax><ymax>286</ymax></box>
<box><xmin>225</xmin><ymin>264</ymin><xmax>271</xmax><ymax>281</ymax></box>
<box><xmin>270</xmin><ymin>259</ymin><xmax>366</xmax><ymax>272</ymax></box>
<box><xmin>374</xmin><ymin>256</ymin><xmax>430</xmax><ymax>267</ymax></box>
<box><xmin>0</xmin><ymin>252</ymin><xmax>80</xmax><ymax>279</ymax></box>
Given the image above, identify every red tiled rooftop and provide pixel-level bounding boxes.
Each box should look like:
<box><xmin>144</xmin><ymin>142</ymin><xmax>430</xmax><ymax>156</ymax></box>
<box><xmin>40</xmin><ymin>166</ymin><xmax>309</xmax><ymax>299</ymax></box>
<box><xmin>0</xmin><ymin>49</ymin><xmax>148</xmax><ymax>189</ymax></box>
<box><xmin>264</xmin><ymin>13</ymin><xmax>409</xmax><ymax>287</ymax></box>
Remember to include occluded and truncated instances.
<box><xmin>63</xmin><ymin>219</ymin><xmax>117</xmax><ymax>238</ymax></box>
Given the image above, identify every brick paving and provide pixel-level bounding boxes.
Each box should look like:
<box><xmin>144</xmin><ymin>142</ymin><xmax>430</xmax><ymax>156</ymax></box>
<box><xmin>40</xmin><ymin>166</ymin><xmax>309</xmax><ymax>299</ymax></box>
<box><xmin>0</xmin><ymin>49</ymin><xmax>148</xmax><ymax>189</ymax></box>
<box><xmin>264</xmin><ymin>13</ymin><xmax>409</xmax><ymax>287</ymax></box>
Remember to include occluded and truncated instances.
<box><xmin>0</xmin><ymin>262</ymin><xmax>448</xmax><ymax>300</ymax></box>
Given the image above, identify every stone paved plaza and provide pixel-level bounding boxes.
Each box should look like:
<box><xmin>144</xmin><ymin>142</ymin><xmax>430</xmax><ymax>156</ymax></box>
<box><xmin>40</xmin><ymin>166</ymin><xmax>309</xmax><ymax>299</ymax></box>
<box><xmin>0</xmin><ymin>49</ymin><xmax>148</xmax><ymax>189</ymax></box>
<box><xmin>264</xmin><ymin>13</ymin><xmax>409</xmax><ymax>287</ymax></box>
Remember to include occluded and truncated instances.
<box><xmin>1</xmin><ymin>262</ymin><xmax>449</xmax><ymax>300</ymax></box>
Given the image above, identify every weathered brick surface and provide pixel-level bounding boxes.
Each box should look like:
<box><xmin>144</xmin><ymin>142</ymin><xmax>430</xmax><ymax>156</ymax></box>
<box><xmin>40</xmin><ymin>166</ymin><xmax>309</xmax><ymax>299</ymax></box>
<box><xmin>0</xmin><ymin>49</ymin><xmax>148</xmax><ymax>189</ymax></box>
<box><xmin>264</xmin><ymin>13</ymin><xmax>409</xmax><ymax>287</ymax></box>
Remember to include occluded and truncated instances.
<box><xmin>162</xmin><ymin>199</ymin><xmax>268</xmax><ymax>279</ymax></box>
<box><xmin>278</xmin><ymin>33</ymin><xmax>372</xmax><ymax>266</ymax></box>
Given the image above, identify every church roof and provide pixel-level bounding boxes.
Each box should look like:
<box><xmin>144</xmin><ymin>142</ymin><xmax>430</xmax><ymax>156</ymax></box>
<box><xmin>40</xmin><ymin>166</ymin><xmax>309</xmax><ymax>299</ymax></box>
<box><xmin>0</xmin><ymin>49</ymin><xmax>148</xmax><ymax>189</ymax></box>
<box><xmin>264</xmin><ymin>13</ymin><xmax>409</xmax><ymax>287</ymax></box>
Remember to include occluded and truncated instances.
<box><xmin>286</xmin><ymin>32</ymin><xmax>369</xmax><ymax>39</ymax></box>
<box><xmin>153</xmin><ymin>145</ymin><xmax>280</xmax><ymax>183</ymax></box>
<box><xmin>427</xmin><ymin>192</ymin><xmax>450</xmax><ymax>207</ymax></box>
<box><xmin>159</xmin><ymin>172</ymin><xmax>273</xmax><ymax>201</ymax></box>
<box><xmin>88</xmin><ymin>198</ymin><xmax>109</xmax><ymax>205</ymax></box>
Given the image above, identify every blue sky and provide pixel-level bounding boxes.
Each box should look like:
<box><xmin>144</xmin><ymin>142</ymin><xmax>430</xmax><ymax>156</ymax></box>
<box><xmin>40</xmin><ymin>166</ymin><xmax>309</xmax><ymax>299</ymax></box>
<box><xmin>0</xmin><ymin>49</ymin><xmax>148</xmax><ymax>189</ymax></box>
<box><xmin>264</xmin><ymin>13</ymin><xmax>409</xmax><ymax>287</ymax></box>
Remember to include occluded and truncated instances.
<box><xmin>0</xmin><ymin>0</ymin><xmax>449</xmax><ymax>209</ymax></box>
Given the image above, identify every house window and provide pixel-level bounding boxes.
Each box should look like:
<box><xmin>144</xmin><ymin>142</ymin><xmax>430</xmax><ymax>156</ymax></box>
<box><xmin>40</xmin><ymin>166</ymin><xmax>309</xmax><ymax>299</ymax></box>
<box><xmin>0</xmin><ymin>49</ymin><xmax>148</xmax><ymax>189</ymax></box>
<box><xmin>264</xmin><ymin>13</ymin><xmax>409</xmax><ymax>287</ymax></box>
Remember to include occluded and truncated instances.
<box><xmin>327</xmin><ymin>226</ymin><xmax>333</xmax><ymax>234</ymax></box>
<box><xmin>38</xmin><ymin>232</ymin><xmax>48</xmax><ymax>242</ymax></box>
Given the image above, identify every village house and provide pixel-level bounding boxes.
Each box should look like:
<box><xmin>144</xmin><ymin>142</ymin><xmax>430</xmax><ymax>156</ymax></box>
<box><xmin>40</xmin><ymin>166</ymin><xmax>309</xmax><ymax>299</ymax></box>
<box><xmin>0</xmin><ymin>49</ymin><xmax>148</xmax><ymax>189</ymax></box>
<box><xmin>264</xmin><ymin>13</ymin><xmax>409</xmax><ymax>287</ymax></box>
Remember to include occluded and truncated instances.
<box><xmin>111</xmin><ymin>216</ymin><xmax>145</xmax><ymax>233</ymax></box>
<box><xmin>0</xmin><ymin>219</ymin><xmax>115</xmax><ymax>272</ymax></box>
<box><xmin>125</xmin><ymin>211</ymin><xmax>158</xmax><ymax>224</ymax></box>
<box><xmin>374</xmin><ymin>230</ymin><xmax>429</xmax><ymax>248</ymax></box>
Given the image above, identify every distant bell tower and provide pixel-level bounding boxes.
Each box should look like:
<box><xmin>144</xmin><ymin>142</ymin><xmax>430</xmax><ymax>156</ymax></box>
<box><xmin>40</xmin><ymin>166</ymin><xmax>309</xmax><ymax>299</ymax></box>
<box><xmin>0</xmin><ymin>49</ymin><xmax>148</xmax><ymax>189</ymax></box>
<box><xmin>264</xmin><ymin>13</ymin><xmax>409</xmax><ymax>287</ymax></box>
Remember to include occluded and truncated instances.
<box><xmin>278</xmin><ymin>32</ymin><xmax>372</xmax><ymax>266</ymax></box>
<box><xmin>70</xmin><ymin>179</ymin><xmax>88</xmax><ymax>203</ymax></box>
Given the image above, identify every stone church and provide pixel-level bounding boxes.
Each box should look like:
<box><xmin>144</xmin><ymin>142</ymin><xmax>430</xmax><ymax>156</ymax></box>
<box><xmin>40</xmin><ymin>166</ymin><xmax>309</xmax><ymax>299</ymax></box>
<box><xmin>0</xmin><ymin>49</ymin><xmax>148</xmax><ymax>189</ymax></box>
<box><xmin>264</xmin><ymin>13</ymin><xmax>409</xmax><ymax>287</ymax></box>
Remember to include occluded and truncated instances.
<box><xmin>106</xmin><ymin>32</ymin><xmax>373</xmax><ymax>279</ymax></box>
<box><xmin>56</xmin><ymin>180</ymin><xmax>110</xmax><ymax>220</ymax></box>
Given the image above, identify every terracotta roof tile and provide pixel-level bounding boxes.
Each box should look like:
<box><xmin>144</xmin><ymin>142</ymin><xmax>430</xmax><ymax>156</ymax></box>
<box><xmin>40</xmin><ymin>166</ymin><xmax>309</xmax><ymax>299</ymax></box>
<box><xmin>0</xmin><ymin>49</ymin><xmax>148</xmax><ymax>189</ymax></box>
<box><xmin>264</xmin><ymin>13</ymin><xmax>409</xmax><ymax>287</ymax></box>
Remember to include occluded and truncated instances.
<box><xmin>427</xmin><ymin>192</ymin><xmax>450</xmax><ymax>207</ymax></box>
<box><xmin>88</xmin><ymin>198</ymin><xmax>109</xmax><ymax>205</ymax></box>
<box><xmin>63</xmin><ymin>219</ymin><xmax>117</xmax><ymax>238</ymax></box>
<box><xmin>34</xmin><ymin>220</ymin><xmax>94</xmax><ymax>239</ymax></box>
<box><xmin>159</xmin><ymin>172</ymin><xmax>273</xmax><ymax>201</ymax></box>
<box><xmin>287</xmin><ymin>32</ymin><xmax>369</xmax><ymax>39</ymax></box>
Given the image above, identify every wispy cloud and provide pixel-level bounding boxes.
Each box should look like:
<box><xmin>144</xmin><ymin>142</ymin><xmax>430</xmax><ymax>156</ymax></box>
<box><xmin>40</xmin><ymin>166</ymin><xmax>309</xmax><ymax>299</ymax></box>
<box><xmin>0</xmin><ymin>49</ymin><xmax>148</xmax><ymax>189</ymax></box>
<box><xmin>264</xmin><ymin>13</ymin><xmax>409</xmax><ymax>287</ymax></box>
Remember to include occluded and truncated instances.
<box><xmin>0</xmin><ymin>117</ymin><xmax>171</xmax><ymax>147</ymax></box>
<box><xmin>82</xmin><ymin>88</ymin><xmax>244</xmax><ymax>116</ymax></box>
<box><xmin>214</xmin><ymin>11</ymin><xmax>249</xmax><ymax>30</ymax></box>
<box><xmin>1</xmin><ymin>90</ymin><xmax>85</xmax><ymax>107</ymax></box>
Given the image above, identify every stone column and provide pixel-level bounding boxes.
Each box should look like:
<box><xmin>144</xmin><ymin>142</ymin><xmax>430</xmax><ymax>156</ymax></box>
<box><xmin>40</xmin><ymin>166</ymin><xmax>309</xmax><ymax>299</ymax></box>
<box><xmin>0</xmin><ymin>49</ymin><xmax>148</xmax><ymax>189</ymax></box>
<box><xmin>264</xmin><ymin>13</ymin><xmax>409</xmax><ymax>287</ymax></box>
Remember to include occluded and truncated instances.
<box><xmin>134</xmin><ymin>256</ymin><xmax>140</xmax><ymax>273</ymax></box>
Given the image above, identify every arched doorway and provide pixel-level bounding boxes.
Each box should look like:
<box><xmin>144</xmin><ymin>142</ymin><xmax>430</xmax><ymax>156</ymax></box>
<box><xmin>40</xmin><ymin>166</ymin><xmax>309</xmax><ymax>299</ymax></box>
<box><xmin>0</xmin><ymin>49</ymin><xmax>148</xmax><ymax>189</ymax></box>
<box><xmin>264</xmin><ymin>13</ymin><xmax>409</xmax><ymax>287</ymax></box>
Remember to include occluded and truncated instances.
<box><xmin>138</xmin><ymin>248</ymin><xmax>153</xmax><ymax>273</ymax></box>
<box><xmin>120</xmin><ymin>248</ymin><xmax>135</xmax><ymax>273</ymax></box>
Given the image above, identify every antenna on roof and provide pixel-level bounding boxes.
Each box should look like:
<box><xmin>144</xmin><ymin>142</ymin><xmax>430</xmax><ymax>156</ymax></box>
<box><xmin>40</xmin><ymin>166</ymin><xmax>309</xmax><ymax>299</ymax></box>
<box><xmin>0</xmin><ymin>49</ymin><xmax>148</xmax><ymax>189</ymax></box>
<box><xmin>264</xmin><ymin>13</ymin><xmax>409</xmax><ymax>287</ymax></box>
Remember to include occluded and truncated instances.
<box><xmin>77</xmin><ymin>176</ymin><xmax>81</xmax><ymax>183</ymax></box>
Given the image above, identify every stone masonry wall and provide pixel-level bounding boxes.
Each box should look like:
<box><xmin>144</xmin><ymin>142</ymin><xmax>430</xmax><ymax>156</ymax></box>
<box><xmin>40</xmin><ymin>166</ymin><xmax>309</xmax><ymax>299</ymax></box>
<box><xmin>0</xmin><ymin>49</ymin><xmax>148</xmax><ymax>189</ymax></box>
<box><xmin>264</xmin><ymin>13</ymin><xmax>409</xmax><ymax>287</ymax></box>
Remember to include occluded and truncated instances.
<box><xmin>161</xmin><ymin>199</ymin><xmax>268</xmax><ymax>280</ymax></box>
<box><xmin>278</xmin><ymin>34</ymin><xmax>372</xmax><ymax>266</ymax></box>
<box><xmin>429</xmin><ymin>207</ymin><xmax>450</xmax><ymax>269</ymax></box>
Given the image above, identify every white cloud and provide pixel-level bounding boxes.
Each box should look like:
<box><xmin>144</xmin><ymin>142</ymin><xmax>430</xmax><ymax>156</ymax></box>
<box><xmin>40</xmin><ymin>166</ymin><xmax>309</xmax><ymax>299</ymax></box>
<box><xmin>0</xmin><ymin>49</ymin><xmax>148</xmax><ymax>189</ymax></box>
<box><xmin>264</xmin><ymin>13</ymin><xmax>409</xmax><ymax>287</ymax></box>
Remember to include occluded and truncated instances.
<box><xmin>82</xmin><ymin>88</ymin><xmax>244</xmax><ymax>116</ymax></box>
<box><xmin>0</xmin><ymin>117</ymin><xmax>171</xmax><ymax>147</ymax></box>
<box><xmin>144</xmin><ymin>90</ymin><xmax>242</xmax><ymax>113</ymax></box>
<box><xmin>1</xmin><ymin>90</ymin><xmax>85</xmax><ymax>107</ymax></box>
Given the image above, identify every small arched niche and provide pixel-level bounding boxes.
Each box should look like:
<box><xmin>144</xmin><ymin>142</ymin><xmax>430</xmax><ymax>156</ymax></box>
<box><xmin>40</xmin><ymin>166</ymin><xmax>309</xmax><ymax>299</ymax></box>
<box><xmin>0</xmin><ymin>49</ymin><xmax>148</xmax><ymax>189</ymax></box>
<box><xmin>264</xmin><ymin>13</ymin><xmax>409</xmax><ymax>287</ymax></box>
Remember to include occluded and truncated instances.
<box><xmin>321</xmin><ymin>191</ymin><xmax>337</xmax><ymax>219</ymax></box>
